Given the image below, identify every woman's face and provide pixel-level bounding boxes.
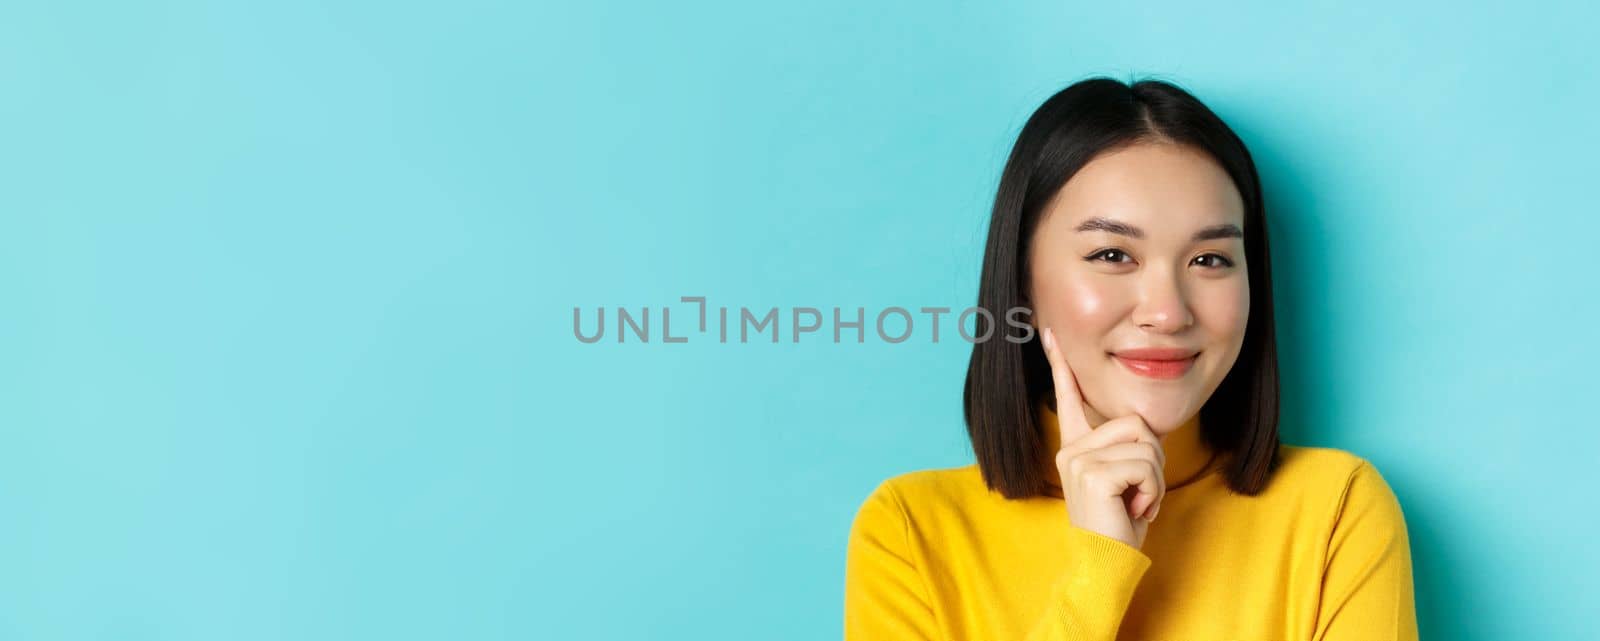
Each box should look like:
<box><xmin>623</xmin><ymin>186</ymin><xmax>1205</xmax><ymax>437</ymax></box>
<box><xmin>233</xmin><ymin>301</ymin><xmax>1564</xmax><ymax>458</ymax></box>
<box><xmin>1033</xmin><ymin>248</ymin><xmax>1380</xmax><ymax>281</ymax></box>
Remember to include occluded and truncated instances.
<box><xmin>1027</xmin><ymin>142</ymin><xmax>1250</xmax><ymax>435</ymax></box>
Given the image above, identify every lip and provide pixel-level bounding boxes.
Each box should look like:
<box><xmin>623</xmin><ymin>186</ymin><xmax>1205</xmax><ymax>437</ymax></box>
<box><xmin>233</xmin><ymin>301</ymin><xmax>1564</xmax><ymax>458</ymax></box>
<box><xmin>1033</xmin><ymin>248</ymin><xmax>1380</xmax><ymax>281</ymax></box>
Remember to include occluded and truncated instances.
<box><xmin>1111</xmin><ymin>348</ymin><xmax>1200</xmax><ymax>380</ymax></box>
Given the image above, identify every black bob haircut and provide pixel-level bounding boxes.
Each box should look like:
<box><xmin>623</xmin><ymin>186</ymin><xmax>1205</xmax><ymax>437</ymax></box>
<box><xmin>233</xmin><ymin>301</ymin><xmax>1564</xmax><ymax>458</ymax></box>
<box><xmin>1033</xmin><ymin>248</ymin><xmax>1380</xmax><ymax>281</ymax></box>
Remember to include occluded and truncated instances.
<box><xmin>963</xmin><ymin>76</ymin><xmax>1282</xmax><ymax>500</ymax></box>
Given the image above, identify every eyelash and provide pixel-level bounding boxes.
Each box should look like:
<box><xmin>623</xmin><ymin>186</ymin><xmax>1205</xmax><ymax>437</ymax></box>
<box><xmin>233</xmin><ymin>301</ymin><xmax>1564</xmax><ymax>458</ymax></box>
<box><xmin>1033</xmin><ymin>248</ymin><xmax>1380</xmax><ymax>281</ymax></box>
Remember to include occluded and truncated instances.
<box><xmin>1084</xmin><ymin>249</ymin><xmax>1236</xmax><ymax>269</ymax></box>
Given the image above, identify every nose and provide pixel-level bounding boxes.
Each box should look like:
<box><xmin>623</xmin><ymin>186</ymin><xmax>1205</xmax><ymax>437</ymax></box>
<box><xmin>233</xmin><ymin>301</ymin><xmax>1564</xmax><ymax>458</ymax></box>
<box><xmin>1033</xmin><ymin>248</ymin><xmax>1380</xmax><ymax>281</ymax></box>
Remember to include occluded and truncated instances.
<box><xmin>1131</xmin><ymin>264</ymin><xmax>1194</xmax><ymax>333</ymax></box>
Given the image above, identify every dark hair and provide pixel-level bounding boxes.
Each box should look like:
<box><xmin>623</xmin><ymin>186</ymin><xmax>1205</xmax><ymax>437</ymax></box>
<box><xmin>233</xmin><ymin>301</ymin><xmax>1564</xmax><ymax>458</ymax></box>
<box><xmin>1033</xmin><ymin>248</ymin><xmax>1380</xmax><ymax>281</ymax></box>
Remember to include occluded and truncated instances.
<box><xmin>963</xmin><ymin>76</ymin><xmax>1282</xmax><ymax>499</ymax></box>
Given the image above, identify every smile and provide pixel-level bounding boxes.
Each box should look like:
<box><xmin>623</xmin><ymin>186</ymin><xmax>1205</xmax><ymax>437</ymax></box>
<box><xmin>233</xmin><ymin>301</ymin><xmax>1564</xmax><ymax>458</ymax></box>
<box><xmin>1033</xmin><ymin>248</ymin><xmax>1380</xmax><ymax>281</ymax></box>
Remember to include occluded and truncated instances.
<box><xmin>1112</xmin><ymin>353</ymin><xmax>1198</xmax><ymax>380</ymax></box>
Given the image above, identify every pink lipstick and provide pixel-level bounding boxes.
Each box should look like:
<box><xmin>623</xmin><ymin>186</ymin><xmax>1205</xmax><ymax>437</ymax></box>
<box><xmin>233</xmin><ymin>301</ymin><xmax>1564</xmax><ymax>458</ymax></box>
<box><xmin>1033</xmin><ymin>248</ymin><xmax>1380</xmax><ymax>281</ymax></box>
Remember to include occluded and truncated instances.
<box><xmin>1111</xmin><ymin>347</ymin><xmax>1199</xmax><ymax>380</ymax></box>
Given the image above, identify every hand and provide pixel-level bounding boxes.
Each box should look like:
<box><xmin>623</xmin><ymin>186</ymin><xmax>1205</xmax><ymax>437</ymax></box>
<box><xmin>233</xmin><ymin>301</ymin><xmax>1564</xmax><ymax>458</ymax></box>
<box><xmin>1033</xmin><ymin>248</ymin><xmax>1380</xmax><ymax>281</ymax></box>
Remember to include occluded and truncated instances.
<box><xmin>1040</xmin><ymin>327</ymin><xmax>1167</xmax><ymax>550</ymax></box>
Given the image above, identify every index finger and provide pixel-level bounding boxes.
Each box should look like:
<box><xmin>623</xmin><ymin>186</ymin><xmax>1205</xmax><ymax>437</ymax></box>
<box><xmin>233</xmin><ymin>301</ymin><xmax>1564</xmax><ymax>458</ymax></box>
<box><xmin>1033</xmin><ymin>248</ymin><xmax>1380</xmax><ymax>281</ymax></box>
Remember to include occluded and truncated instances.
<box><xmin>1040</xmin><ymin>327</ymin><xmax>1093</xmax><ymax>445</ymax></box>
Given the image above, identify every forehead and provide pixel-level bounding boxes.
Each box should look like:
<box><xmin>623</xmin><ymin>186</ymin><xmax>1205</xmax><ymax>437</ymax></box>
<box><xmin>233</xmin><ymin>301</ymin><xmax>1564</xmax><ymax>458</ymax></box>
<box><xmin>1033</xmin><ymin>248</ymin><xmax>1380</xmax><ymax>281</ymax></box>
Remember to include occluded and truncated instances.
<box><xmin>1047</xmin><ymin>142</ymin><xmax>1245</xmax><ymax>233</ymax></box>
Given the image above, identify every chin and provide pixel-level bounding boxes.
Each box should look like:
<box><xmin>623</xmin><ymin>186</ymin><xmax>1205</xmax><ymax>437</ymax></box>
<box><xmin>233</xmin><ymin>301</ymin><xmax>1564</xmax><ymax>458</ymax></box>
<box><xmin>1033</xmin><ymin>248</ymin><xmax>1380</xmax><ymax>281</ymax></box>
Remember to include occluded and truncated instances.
<box><xmin>1141</xmin><ymin>417</ymin><xmax>1185</xmax><ymax>434</ymax></box>
<box><xmin>1120</xmin><ymin>398</ymin><xmax>1200</xmax><ymax>433</ymax></box>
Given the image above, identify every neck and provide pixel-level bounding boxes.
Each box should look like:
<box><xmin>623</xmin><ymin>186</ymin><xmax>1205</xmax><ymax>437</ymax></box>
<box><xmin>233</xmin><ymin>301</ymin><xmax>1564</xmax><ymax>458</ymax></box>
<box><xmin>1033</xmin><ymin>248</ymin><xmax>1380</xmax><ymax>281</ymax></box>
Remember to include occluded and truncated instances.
<box><xmin>1037</xmin><ymin>398</ymin><xmax>1215</xmax><ymax>492</ymax></box>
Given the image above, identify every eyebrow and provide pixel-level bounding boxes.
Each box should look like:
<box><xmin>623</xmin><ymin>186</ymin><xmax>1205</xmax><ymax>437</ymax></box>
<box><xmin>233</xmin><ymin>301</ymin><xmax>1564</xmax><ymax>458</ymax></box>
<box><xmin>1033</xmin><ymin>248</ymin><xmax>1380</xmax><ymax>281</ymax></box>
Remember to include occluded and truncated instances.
<box><xmin>1074</xmin><ymin>216</ymin><xmax>1243</xmax><ymax>242</ymax></box>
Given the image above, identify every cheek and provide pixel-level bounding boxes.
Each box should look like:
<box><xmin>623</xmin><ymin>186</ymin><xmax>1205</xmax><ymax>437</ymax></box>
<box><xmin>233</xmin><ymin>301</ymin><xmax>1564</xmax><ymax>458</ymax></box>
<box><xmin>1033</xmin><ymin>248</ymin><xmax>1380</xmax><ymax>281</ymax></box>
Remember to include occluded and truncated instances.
<box><xmin>1043</xmin><ymin>276</ymin><xmax>1124</xmax><ymax>328</ymax></box>
<box><xmin>1066</xmin><ymin>281</ymin><xmax>1107</xmax><ymax>318</ymax></box>
<box><xmin>1198</xmin><ymin>281</ymin><xmax>1250</xmax><ymax>341</ymax></box>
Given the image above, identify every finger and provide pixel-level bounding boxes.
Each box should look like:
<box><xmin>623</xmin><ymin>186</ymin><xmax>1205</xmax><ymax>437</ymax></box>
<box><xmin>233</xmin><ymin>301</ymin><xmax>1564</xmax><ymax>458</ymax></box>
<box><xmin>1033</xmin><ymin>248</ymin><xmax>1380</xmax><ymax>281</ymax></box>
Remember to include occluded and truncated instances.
<box><xmin>1079</xmin><ymin>442</ymin><xmax>1166</xmax><ymax>518</ymax></box>
<box><xmin>1067</xmin><ymin>415</ymin><xmax>1165</xmax><ymax>470</ymax></box>
<box><xmin>1079</xmin><ymin>441</ymin><xmax>1164</xmax><ymax>472</ymax></box>
<box><xmin>1132</xmin><ymin>489</ymin><xmax>1160</xmax><ymax>523</ymax></box>
<box><xmin>1132</xmin><ymin>476</ymin><xmax>1165</xmax><ymax>522</ymax></box>
<box><xmin>1090</xmin><ymin>458</ymin><xmax>1163</xmax><ymax>519</ymax></box>
<box><xmin>1040</xmin><ymin>327</ymin><xmax>1092</xmax><ymax>444</ymax></box>
<box><xmin>1063</xmin><ymin>417</ymin><xmax>1165</xmax><ymax>521</ymax></box>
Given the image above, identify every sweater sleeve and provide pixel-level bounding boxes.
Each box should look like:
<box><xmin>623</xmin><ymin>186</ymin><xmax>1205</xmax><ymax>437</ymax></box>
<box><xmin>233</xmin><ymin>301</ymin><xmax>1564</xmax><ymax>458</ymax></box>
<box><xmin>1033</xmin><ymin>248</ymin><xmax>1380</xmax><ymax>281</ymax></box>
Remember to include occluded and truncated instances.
<box><xmin>843</xmin><ymin>480</ymin><xmax>942</xmax><ymax>641</ymax></box>
<box><xmin>1312</xmin><ymin>460</ymin><xmax>1420</xmax><ymax>641</ymax></box>
<box><xmin>844</xmin><ymin>478</ymin><xmax>1154</xmax><ymax>641</ymax></box>
<box><xmin>1021</xmin><ymin>524</ymin><xmax>1153</xmax><ymax>641</ymax></box>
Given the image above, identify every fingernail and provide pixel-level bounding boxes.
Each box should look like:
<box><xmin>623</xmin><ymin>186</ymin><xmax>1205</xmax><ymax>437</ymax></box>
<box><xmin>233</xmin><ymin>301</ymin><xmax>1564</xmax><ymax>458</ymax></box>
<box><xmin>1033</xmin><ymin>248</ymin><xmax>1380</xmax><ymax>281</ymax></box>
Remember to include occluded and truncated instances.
<box><xmin>1042</xmin><ymin>327</ymin><xmax>1054</xmax><ymax>351</ymax></box>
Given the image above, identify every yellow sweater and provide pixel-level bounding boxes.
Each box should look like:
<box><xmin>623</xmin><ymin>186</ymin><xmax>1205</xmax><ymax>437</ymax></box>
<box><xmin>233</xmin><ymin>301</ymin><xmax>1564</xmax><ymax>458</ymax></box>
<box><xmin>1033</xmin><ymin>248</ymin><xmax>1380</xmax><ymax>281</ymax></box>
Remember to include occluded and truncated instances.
<box><xmin>844</xmin><ymin>405</ymin><xmax>1418</xmax><ymax>641</ymax></box>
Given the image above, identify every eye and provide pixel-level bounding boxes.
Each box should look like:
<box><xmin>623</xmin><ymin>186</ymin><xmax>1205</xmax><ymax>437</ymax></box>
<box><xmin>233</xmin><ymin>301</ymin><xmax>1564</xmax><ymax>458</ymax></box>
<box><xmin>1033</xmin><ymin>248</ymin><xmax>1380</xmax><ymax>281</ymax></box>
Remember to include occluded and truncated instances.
<box><xmin>1084</xmin><ymin>249</ymin><xmax>1131</xmax><ymax>264</ymax></box>
<box><xmin>1193</xmin><ymin>253</ymin><xmax>1236</xmax><ymax>269</ymax></box>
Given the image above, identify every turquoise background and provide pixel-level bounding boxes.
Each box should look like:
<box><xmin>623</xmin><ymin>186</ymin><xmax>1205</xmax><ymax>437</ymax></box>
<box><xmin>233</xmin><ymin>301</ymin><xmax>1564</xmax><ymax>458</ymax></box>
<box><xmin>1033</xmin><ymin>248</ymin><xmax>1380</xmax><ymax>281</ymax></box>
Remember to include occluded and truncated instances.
<box><xmin>3</xmin><ymin>1</ymin><xmax>1594</xmax><ymax>638</ymax></box>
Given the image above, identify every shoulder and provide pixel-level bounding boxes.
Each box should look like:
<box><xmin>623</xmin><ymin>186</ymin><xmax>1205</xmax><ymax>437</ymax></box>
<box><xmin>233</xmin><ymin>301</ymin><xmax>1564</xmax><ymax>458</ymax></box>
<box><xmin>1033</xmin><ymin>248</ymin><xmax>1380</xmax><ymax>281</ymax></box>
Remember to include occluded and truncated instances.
<box><xmin>1275</xmin><ymin>444</ymin><xmax>1371</xmax><ymax>486</ymax></box>
<box><xmin>1272</xmin><ymin>444</ymin><xmax>1407</xmax><ymax>526</ymax></box>
<box><xmin>877</xmin><ymin>463</ymin><xmax>984</xmax><ymax>498</ymax></box>
<box><xmin>848</xmin><ymin>464</ymin><xmax>985</xmax><ymax>531</ymax></box>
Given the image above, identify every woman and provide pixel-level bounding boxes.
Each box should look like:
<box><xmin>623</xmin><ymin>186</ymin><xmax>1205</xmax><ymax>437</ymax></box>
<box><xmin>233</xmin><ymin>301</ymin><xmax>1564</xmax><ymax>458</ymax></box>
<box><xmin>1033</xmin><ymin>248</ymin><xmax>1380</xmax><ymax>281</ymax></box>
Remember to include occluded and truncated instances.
<box><xmin>843</xmin><ymin>77</ymin><xmax>1418</xmax><ymax>640</ymax></box>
